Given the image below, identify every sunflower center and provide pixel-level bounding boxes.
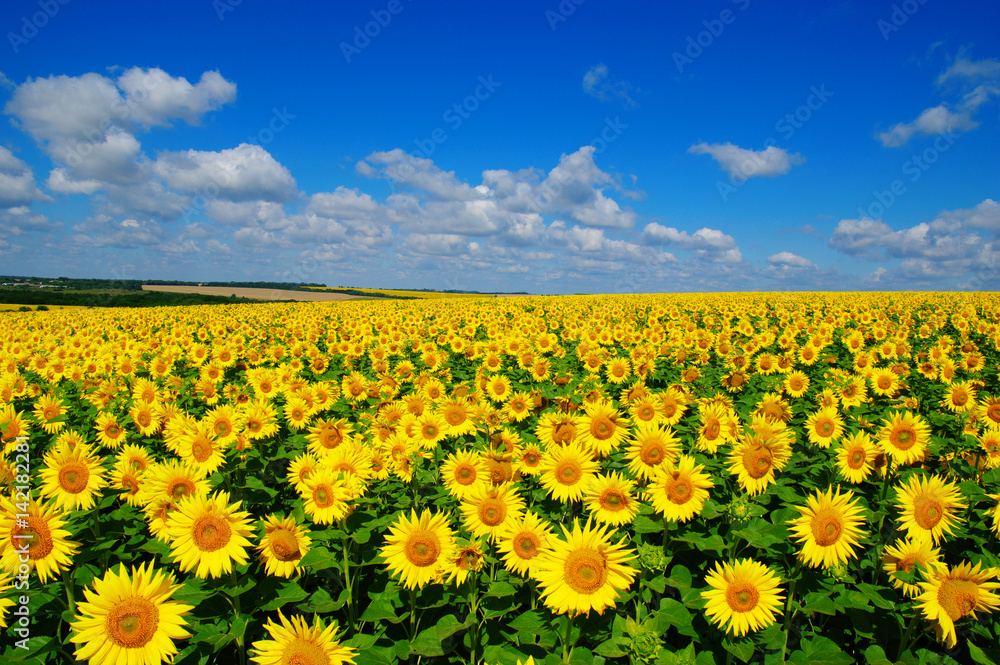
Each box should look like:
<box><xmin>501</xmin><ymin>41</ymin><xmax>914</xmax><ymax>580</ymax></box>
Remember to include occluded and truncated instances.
<box><xmin>280</xmin><ymin>638</ymin><xmax>333</xmax><ymax>665</ymax></box>
<box><xmin>58</xmin><ymin>461</ymin><xmax>90</xmax><ymax>494</ymax></box>
<box><xmin>725</xmin><ymin>582</ymin><xmax>760</xmax><ymax>613</ymax></box>
<box><xmin>106</xmin><ymin>424</ymin><xmax>121</xmax><ymax>437</ymax></box>
<box><xmin>445</xmin><ymin>408</ymin><xmax>466</xmax><ymax>425</ymax></box>
<box><xmin>892</xmin><ymin>428</ymin><xmax>915</xmax><ymax>450</ymax></box>
<box><xmin>557</xmin><ymin>461</ymin><xmax>583</xmax><ymax>486</ymax></box>
<box><xmin>422</xmin><ymin>424</ymin><xmax>439</xmax><ymax>439</ymax></box>
<box><xmin>191</xmin><ymin>439</ymin><xmax>212</xmax><ymax>463</ymax></box>
<box><xmin>952</xmin><ymin>392</ymin><xmax>968</xmax><ymax>406</ymax></box>
<box><xmin>563</xmin><ymin>548</ymin><xmax>608</xmax><ymax>595</ymax></box>
<box><xmin>896</xmin><ymin>555</ymin><xmax>915</xmax><ymax>574</ymax></box>
<box><xmin>878</xmin><ymin>376</ymin><xmax>892</xmax><ymax>389</ymax></box>
<box><xmin>168</xmin><ymin>479</ymin><xmax>195</xmax><ymax>501</ymax></box>
<box><xmin>986</xmin><ymin>404</ymin><xmax>1000</xmax><ymax>424</ymax></box>
<box><xmin>816</xmin><ymin>420</ymin><xmax>834</xmax><ymax>437</ymax></box>
<box><xmin>405</xmin><ymin>531</ymin><xmax>440</xmax><ymax>567</ymax></box>
<box><xmin>637</xmin><ymin>405</ymin><xmax>655</xmax><ymax>421</ymax></box>
<box><xmin>639</xmin><ymin>441</ymin><xmax>664</xmax><ymax>466</ymax></box>
<box><xmin>810</xmin><ymin>508</ymin><xmax>844</xmax><ymax>547</ymax></box>
<box><xmin>742</xmin><ymin>446</ymin><xmax>773</xmax><ymax>479</ymax></box>
<box><xmin>705</xmin><ymin>421</ymin><xmax>721</xmax><ymax>440</ymax></box>
<box><xmin>914</xmin><ymin>496</ymin><xmax>944</xmax><ymax>530</ymax></box>
<box><xmin>478</xmin><ymin>499</ymin><xmax>506</xmax><ymax>527</ymax></box>
<box><xmin>106</xmin><ymin>597</ymin><xmax>159</xmax><ymax>649</ymax></box>
<box><xmin>192</xmin><ymin>514</ymin><xmax>232</xmax><ymax>552</ymax></box>
<box><xmin>455</xmin><ymin>464</ymin><xmax>477</xmax><ymax>485</ymax></box>
<box><xmin>523</xmin><ymin>452</ymin><xmax>541</xmax><ymax>467</ymax></box>
<box><xmin>937</xmin><ymin>579</ymin><xmax>980</xmax><ymax>621</ymax></box>
<box><xmin>665</xmin><ymin>475</ymin><xmax>693</xmax><ymax>505</ymax></box>
<box><xmin>599</xmin><ymin>489</ymin><xmax>627</xmax><ymax>512</ymax></box>
<box><xmin>514</xmin><ymin>532</ymin><xmax>540</xmax><ymax>558</ymax></box>
<box><xmin>270</xmin><ymin>528</ymin><xmax>302</xmax><ymax>561</ymax></box>
<box><xmin>591</xmin><ymin>416</ymin><xmax>615</xmax><ymax>440</ymax></box>
<box><xmin>848</xmin><ymin>449</ymin><xmax>866</xmax><ymax>469</ymax></box>
<box><xmin>313</xmin><ymin>486</ymin><xmax>334</xmax><ymax>508</ymax></box>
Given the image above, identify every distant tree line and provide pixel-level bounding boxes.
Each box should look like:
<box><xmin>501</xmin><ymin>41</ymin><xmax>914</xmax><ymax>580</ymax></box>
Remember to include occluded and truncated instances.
<box><xmin>0</xmin><ymin>290</ymin><xmax>263</xmax><ymax>308</ymax></box>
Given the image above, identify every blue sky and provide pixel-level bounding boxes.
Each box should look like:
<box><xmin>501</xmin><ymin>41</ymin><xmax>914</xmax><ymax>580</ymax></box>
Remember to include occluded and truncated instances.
<box><xmin>1</xmin><ymin>0</ymin><xmax>998</xmax><ymax>293</ymax></box>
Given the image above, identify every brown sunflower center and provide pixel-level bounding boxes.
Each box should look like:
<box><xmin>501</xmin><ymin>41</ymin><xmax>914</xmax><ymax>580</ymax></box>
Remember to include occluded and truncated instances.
<box><xmin>168</xmin><ymin>479</ymin><xmax>195</xmax><ymax>501</ymax></box>
<box><xmin>478</xmin><ymin>498</ymin><xmax>506</xmax><ymax>527</ymax></box>
<box><xmin>214</xmin><ymin>420</ymin><xmax>231</xmax><ymax>437</ymax></box>
<box><xmin>556</xmin><ymin>460</ymin><xmax>583</xmax><ymax>486</ymax></box>
<box><xmin>878</xmin><ymin>376</ymin><xmax>892</xmax><ymax>390</ymax></box>
<box><xmin>563</xmin><ymin>548</ymin><xmax>608</xmax><ymax>595</ymax></box>
<box><xmin>848</xmin><ymin>449</ymin><xmax>866</xmax><ymax>469</ymax></box>
<box><xmin>913</xmin><ymin>496</ymin><xmax>944</xmax><ymax>530</ymax></box>
<box><xmin>445</xmin><ymin>408</ymin><xmax>466</xmax><ymax>425</ymax></box>
<box><xmin>639</xmin><ymin>441</ymin><xmax>665</xmax><ymax>466</ymax></box>
<box><xmin>405</xmin><ymin>531</ymin><xmax>440</xmax><ymax>567</ymax></box>
<box><xmin>952</xmin><ymin>392</ymin><xmax>969</xmax><ymax>406</ymax></box>
<box><xmin>15</xmin><ymin>516</ymin><xmax>54</xmax><ymax>560</ymax></box>
<box><xmin>986</xmin><ymin>404</ymin><xmax>1000</xmax><ymax>424</ymax></box>
<box><xmin>193</xmin><ymin>514</ymin><xmax>232</xmax><ymax>552</ymax></box>
<box><xmin>937</xmin><ymin>579</ymin><xmax>980</xmax><ymax>621</ymax></box>
<box><xmin>455</xmin><ymin>463</ymin><xmax>477</xmax><ymax>485</ymax></box>
<box><xmin>523</xmin><ymin>452</ymin><xmax>541</xmax><ymax>467</ymax></box>
<box><xmin>553</xmin><ymin>423</ymin><xmax>576</xmax><ymax>445</ymax></box>
<box><xmin>269</xmin><ymin>528</ymin><xmax>302</xmax><ymax>561</ymax></box>
<box><xmin>106</xmin><ymin>597</ymin><xmax>159</xmax><ymax>649</ymax></box>
<box><xmin>59</xmin><ymin>461</ymin><xmax>90</xmax><ymax>494</ymax></box>
<box><xmin>891</xmin><ymin>427</ymin><xmax>915</xmax><ymax>450</ymax></box>
<box><xmin>725</xmin><ymin>582</ymin><xmax>760</xmax><ymax>613</ymax></box>
<box><xmin>591</xmin><ymin>416</ymin><xmax>615</xmax><ymax>440</ymax></box>
<box><xmin>637</xmin><ymin>405</ymin><xmax>655</xmax><ymax>421</ymax></box>
<box><xmin>815</xmin><ymin>419</ymin><xmax>834</xmax><ymax>437</ymax></box>
<box><xmin>514</xmin><ymin>532</ymin><xmax>540</xmax><ymax>559</ymax></box>
<box><xmin>599</xmin><ymin>489</ymin><xmax>628</xmax><ymax>512</ymax></box>
<box><xmin>810</xmin><ymin>508</ymin><xmax>844</xmax><ymax>547</ymax></box>
<box><xmin>742</xmin><ymin>446</ymin><xmax>773</xmax><ymax>479</ymax></box>
<box><xmin>191</xmin><ymin>438</ymin><xmax>213</xmax><ymax>463</ymax></box>
<box><xmin>313</xmin><ymin>486</ymin><xmax>335</xmax><ymax>508</ymax></box>
<box><xmin>705</xmin><ymin>420</ymin><xmax>721</xmax><ymax>440</ymax></box>
<box><xmin>665</xmin><ymin>474</ymin><xmax>693</xmax><ymax>505</ymax></box>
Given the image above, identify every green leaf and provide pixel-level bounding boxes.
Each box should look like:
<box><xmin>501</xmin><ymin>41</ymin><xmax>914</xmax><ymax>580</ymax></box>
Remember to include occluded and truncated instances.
<box><xmin>568</xmin><ymin>647</ymin><xmax>595</xmax><ymax>665</ymax></box>
<box><xmin>968</xmin><ymin>641</ymin><xmax>1000</xmax><ymax>665</ymax></box>
<box><xmin>855</xmin><ymin>583</ymin><xmax>896</xmax><ymax>610</ymax></box>
<box><xmin>410</xmin><ymin>614</ymin><xmax>469</xmax><ymax>657</ymax></box>
<box><xmin>173</xmin><ymin>577</ymin><xmax>214</xmax><ymax>606</ymax></box>
<box><xmin>259</xmin><ymin>580</ymin><xmax>309</xmax><ymax>612</ymax></box>
<box><xmin>732</xmin><ymin>518</ymin><xmax>788</xmax><ymax>549</ymax></box>
<box><xmin>655</xmin><ymin>598</ymin><xmax>696</xmax><ymax>638</ymax></box>
<box><xmin>723</xmin><ymin>637</ymin><xmax>755</xmax><ymax>663</ymax></box>
<box><xmin>634</xmin><ymin>514</ymin><xmax>663</xmax><ymax>533</ymax></box>
<box><xmin>298</xmin><ymin>546</ymin><xmax>340</xmax><ymax>572</ymax></box>
<box><xmin>863</xmin><ymin>645</ymin><xmax>894</xmax><ymax>665</ymax></box>
<box><xmin>801</xmin><ymin>592</ymin><xmax>838</xmax><ymax>616</ymax></box>
<box><xmin>790</xmin><ymin>636</ymin><xmax>853</xmax><ymax>665</ymax></box>
<box><xmin>360</xmin><ymin>599</ymin><xmax>403</xmax><ymax>623</ymax></box>
<box><xmin>301</xmin><ymin>587</ymin><xmax>347</xmax><ymax>613</ymax></box>
<box><xmin>487</xmin><ymin>581</ymin><xmax>516</xmax><ymax>598</ymax></box>
<box><xmin>594</xmin><ymin>638</ymin><xmax>627</xmax><ymax>658</ymax></box>
<box><xmin>508</xmin><ymin>610</ymin><xmax>547</xmax><ymax>634</ymax></box>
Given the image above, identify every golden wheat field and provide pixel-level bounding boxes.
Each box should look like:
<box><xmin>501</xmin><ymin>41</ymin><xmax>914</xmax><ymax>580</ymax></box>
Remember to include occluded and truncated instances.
<box><xmin>1</xmin><ymin>292</ymin><xmax>999</xmax><ymax>665</ymax></box>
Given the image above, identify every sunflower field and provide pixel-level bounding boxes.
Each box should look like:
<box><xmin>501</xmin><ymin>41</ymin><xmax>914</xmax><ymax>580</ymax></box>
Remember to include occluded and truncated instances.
<box><xmin>1</xmin><ymin>292</ymin><xmax>1000</xmax><ymax>665</ymax></box>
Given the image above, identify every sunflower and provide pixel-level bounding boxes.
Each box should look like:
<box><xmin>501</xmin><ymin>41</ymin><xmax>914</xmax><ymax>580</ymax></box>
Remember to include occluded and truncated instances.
<box><xmin>605</xmin><ymin>357</ymin><xmax>631</xmax><ymax>384</ymax></box>
<box><xmin>129</xmin><ymin>401</ymin><xmax>162</xmax><ymax>438</ymax></box>
<box><xmin>0</xmin><ymin>496</ymin><xmax>79</xmax><ymax>584</ymax></box>
<box><xmin>94</xmin><ymin>411</ymin><xmax>127</xmax><ymax>448</ymax></box>
<box><xmin>33</xmin><ymin>393</ymin><xmax>66</xmax><ymax>434</ymax></box>
<box><xmin>301</xmin><ymin>467</ymin><xmax>353</xmax><ymax>525</ymax></box>
<box><xmin>805</xmin><ymin>407</ymin><xmax>844</xmax><ymax>449</ymax></box>
<box><xmin>439</xmin><ymin>397</ymin><xmax>477</xmax><ymax>437</ymax></box>
<box><xmin>895</xmin><ymin>473</ymin><xmax>966</xmax><ymax>545</ymax></box>
<box><xmin>534</xmin><ymin>518</ymin><xmax>636</xmax><ymax>616</ymax></box>
<box><xmin>788</xmin><ymin>486</ymin><xmax>868</xmax><ymax>569</ymax></box>
<box><xmin>981</xmin><ymin>428</ymin><xmax>1000</xmax><ymax>469</ymax></box>
<box><xmin>754</xmin><ymin>393</ymin><xmax>792</xmax><ymax>423</ymax></box>
<box><xmin>916</xmin><ymin>562</ymin><xmax>1000</xmax><ymax>649</ymax></box>
<box><xmin>584</xmin><ymin>473</ymin><xmax>638</xmax><ymax>526</ymax></box>
<box><xmin>39</xmin><ymin>443</ymin><xmax>108</xmax><ymax>511</ymax></box>
<box><xmin>578</xmin><ymin>400</ymin><xmax>631</xmax><ymax>457</ymax></box>
<box><xmin>413</xmin><ymin>411</ymin><xmax>448</xmax><ymax>449</ymax></box>
<box><xmin>250</xmin><ymin>611</ymin><xmax>357</xmax><ymax>665</ymax></box>
<box><xmin>381</xmin><ymin>509</ymin><xmax>457</xmax><ymax>589</ymax></box>
<box><xmin>504</xmin><ymin>391</ymin><xmax>534</xmax><ymax>423</ymax></box>
<box><xmin>517</xmin><ymin>442</ymin><xmax>545</xmax><ymax>476</ymax></box>
<box><xmin>625</xmin><ymin>423</ymin><xmax>681</xmax><ymax>481</ymax></box>
<box><xmin>728</xmin><ymin>431</ymin><xmax>790</xmax><ymax>497</ymax></box>
<box><xmin>324</xmin><ymin>442</ymin><xmax>373</xmax><ymax>483</ymax></box>
<box><xmin>69</xmin><ymin>562</ymin><xmax>193</xmax><ymax>665</ymax></box>
<box><xmin>835</xmin><ymin>431</ymin><xmax>877</xmax><ymax>484</ymax></box>
<box><xmin>656</xmin><ymin>387</ymin><xmax>688</xmax><ymax>426</ymax></box>
<box><xmin>497</xmin><ymin>511</ymin><xmax>555</xmax><ymax>579</ymax></box>
<box><xmin>109</xmin><ymin>464</ymin><xmax>145</xmax><ymax>506</ymax></box>
<box><xmin>538</xmin><ymin>442</ymin><xmax>599</xmax><ymax>503</ymax></box>
<box><xmin>877</xmin><ymin>411</ymin><xmax>930</xmax><ymax>466</ymax></box>
<box><xmin>942</xmin><ymin>381</ymin><xmax>976</xmax><ymax>413</ymax></box>
<box><xmin>695</xmin><ymin>404</ymin><xmax>733</xmax><ymax>454</ymax></box>
<box><xmin>485</xmin><ymin>375</ymin><xmax>513</xmax><ymax>403</ymax></box>
<box><xmin>444</xmin><ymin>539</ymin><xmax>485</xmax><ymax>585</ymax></box>
<box><xmin>460</xmin><ymin>483</ymin><xmax>525</xmax><ymax>542</ymax></box>
<box><xmin>701</xmin><ymin>559</ymin><xmax>785</xmax><ymax>636</ymax></box>
<box><xmin>243</xmin><ymin>401</ymin><xmax>279</xmax><ymax>440</ymax></box>
<box><xmin>440</xmin><ymin>449</ymin><xmax>488</xmax><ymax>500</ymax></box>
<box><xmin>256</xmin><ymin>514</ymin><xmax>312</xmax><ymax>578</ymax></box>
<box><xmin>870</xmin><ymin>367</ymin><xmax>899</xmax><ymax>397</ymax></box>
<box><xmin>165</xmin><ymin>491</ymin><xmax>254</xmax><ymax>579</ymax></box>
<box><xmin>784</xmin><ymin>372</ymin><xmax>810</xmax><ymax>398</ymax></box>
<box><xmin>307</xmin><ymin>418</ymin><xmax>354</xmax><ymax>456</ymax></box>
<box><xmin>881</xmin><ymin>538</ymin><xmax>945</xmax><ymax>598</ymax></box>
<box><xmin>535</xmin><ymin>411</ymin><xmax>582</xmax><ymax>448</ymax></box>
<box><xmin>646</xmin><ymin>455</ymin><xmax>714</xmax><ymax>523</ymax></box>
<box><xmin>0</xmin><ymin>573</ymin><xmax>15</xmax><ymax>628</ymax></box>
<box><xmin>837</xmin><ymin>376</ymin><xmax>868</xmax><ymax>409</ymax></box>
<box><xmin>176</xmin><ymin>421</ymin><xmax>228</xmax><ymax>474</ymax></box>
<box><xmin>978</xmin><ymin>395</ymin><xmax>1000</xmax><ymax>429</ymax></box>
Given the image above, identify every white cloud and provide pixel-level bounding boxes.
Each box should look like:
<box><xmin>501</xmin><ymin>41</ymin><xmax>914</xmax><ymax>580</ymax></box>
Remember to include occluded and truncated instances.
<box><xmin>767</xmin><ymin>251</ymin><xmax>814</xmax><ymax>268</ymax></box>
<box><xmin>582</xmin><ymin>64</ymin><xmax>637</xmax><ymax>107</ymax></box>
<box><xmin>878</xmin><ymin>105</ymin><xmax>977</xmax><ymax>147</ymax></box>
<box><xmin>642</xmin><ymin>223</ymin><xmax>743</xmax><ymax>263</ymax></box>
<box><xmin>46</xmin><ymin>167</ymin><xmax>102</xmax><ymax>194</ymax></box>
<box><xmin>936</xmin><ymin>56</ymin><xmax>1000</xmax><ymax>88</ymax></box>
<box><xmin>688</xmin><ymin>143</ymin><xmax>803</xmax><ymax>179</ymax></box>
<box><xmin>153</xmin><ymin>143</ymin><xmax>298</xmax><ymax>203</ymax></box>
<box><xmin>0</xmin><ymin>146</ymin><xmax>47</xmax><ymax>207</ymax></box>
<box><xmin>115</xmin><ymin>68</ymin><xmax>236</xmax><ymax>128</ymax></box>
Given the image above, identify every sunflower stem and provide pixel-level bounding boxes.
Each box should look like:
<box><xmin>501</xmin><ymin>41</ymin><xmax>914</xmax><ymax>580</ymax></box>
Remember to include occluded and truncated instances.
<box><xmin>231</xmin><ymin>570</ymin><xmax>247</xmax><ymax>665</ymax></box>
<box><xmin>467</xmin><ymin>574</ymin><xmax>480</xmax><ymax>665</ymax></box>
<box><xmin>896</xmin><ymin>611</ymin><xmax>919</xmax><ymax>661</ymax></box>
<box><xmin>62</xmin><ymin>567</ymin><xmax>76</xmax><ymax>628</ymax></box>
<box><xmin>779</xmin><ymin>561</ymin><xmax>802</xmax><ymax>663</ymax></box>
<box><xmin>342</xmin><ymin>527</ymin><xmax>356</xmax><ymax>631</ymax></box>
<box><xmin>561</xmin><ymin>613</ymin><xmax>575</xmax><ymax>665</ymax></box>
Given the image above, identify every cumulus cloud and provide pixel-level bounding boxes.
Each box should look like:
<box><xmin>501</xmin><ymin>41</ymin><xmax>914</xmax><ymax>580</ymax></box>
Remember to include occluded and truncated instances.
<box><xmin>767</xmin><ymin>251</ymin><xmax>814</xmax><ymax>268</ymax></box>
<box><xmin>642</xmin><ymin>223</ymin><xmax>743</xmax><ymax>263</ymax></box>
<box><xmin>878</xmin><ymin>105</ymin><xmax>977</xmax><ymax>147</ymax></box>
<box><xmin>688</xmin><ymin>143</ymin><xmax>803</xmax><ymax>179</ymax></box>
<box><xmin>582</xmin><ymin>64</ymin><xmax>638</xmax><ymax>107</ymax></box>
<box><xmin>153</xmin><ymin>144</ymin><xmax>298</xmax><ymax>203</ymax></box>
<box><xmin>115</xmin><ymin>68</ymin><xmax>236</xmax><ymax>128</ymax></box>
<box><xmin>0</xmin><ymin>146</ymin><xmax>47</xmax><ymax>207</ymax></box>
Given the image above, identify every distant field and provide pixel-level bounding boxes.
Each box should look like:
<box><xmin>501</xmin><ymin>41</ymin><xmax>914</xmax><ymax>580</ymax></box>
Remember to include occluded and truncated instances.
<box><xmin>141</xmin><ymin>284</ymin><xmax>363</xmax><ymax>301</ymax></box>
<box><xmin>304</xmin><ymin>286</ymin><xmax>505</xmax><ymax>299</ymax></box>
<box><xmin>0</xmin><ymin>303</ymin><xmax>86</xmax><ymax>311</ymax></box>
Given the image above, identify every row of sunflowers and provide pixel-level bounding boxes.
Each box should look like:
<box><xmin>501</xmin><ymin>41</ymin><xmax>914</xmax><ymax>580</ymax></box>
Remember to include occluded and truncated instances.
<box><xmin>1</xmin><ymin>292</ymin><xmax>999</xmax><ymax>664</ymax></box>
